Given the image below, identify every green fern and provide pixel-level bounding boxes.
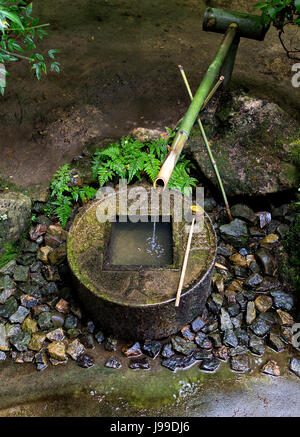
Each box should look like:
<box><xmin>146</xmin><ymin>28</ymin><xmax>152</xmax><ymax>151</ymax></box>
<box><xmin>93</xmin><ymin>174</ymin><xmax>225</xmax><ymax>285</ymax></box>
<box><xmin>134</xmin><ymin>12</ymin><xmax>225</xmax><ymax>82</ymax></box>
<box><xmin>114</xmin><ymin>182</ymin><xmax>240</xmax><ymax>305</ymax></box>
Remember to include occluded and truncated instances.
<box><xmin>91</xmin><ymin>131</ymin><xmax>199</xmax><ymax>194</ymax></box>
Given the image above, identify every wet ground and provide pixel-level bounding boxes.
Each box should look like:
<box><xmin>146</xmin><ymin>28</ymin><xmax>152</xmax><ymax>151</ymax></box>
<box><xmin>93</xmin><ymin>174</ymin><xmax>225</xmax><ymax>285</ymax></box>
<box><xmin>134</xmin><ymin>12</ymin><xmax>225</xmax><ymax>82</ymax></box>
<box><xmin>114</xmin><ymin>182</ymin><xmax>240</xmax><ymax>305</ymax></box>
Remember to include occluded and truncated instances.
<box><xmin>1</xmin><ymin>341</ymin><xmax>300</xmax><ymax>417</ymax></box>
<box><xmin>0</xmin><ymin>0</ymin><xmax>299</xmax><ymax>189</ymax></box>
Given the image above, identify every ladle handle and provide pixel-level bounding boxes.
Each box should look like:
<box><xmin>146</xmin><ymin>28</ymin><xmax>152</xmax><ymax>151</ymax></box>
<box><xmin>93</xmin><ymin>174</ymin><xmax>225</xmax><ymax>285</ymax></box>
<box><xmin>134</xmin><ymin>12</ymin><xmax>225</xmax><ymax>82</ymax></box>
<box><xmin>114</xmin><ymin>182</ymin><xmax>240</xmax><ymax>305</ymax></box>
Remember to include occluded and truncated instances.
<box><xmin>175</xmin><ymin>216</ymin><xmax>195</xmax><ymax>307</ymax></box>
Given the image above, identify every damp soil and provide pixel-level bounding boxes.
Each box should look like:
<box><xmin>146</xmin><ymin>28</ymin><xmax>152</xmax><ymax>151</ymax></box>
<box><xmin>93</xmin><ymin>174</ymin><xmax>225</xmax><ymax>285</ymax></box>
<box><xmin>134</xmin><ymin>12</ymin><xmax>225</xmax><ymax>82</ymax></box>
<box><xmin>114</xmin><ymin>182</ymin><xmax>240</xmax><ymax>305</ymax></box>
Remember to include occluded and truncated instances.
<box><xmin>0</xmin><ymin>0</ymin><xmax>299</xmax><ymax>190</ymax></box>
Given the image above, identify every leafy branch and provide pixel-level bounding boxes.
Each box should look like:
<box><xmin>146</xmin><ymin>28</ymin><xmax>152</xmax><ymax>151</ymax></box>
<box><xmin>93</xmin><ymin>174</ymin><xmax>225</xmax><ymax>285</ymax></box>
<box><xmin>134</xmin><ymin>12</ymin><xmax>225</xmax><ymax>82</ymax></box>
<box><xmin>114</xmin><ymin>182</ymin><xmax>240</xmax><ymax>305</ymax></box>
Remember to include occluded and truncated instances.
<box><xmin>255</xmin><ymin>0</ymin><xmax>300</xmax><ymax>60</ymax></box>
<box><xmin>0</xmin><ymin>0</ymin><xmax>60</xmax><ymax>94</ymax></box>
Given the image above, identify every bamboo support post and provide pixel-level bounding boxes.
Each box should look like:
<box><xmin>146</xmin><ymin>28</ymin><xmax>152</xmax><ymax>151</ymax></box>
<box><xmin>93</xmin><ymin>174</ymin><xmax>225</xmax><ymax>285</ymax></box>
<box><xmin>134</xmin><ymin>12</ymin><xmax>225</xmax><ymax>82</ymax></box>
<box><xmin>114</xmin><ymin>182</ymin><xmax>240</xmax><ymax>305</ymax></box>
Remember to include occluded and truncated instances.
<box><xmin>178</xmin><ymin>65</ymin><xmax>232</xmax><ymax>221</ymax></box>
<box><xmin>154</xmin><ymin>23</ymin><xmax>238</xmax><ymax>190</ymax></box>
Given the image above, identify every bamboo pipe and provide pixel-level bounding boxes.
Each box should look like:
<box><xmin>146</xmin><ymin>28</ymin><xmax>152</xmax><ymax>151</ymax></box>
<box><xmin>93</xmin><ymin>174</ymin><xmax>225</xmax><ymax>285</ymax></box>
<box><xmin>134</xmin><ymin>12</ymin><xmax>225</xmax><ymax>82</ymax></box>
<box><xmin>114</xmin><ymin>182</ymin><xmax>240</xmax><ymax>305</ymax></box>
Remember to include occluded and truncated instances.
<box><xmin>178</xmin><ymin>66</ymin><xmax>233</xmax><ymax>221</ymax></box>
<box><xmin>154</xmin><ymin>23</ymin><xmax>239</xmax><ymax>190</ymax></box>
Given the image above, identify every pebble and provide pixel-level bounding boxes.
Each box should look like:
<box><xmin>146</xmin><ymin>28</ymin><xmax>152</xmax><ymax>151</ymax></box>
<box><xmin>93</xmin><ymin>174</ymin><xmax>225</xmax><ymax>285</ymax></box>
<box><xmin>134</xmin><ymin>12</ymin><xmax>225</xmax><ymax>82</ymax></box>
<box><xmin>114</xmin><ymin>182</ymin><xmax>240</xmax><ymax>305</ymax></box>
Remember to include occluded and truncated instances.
<box><xmin>0</xmin><ymin>323</ymin><xmax>9</xmax><ymax>351</ymax></box>
<box><xmin>22</xmin><ymin>317</ymin><xmax>38</xmax><ymax>334</ymax></box>
<box><xmin>276</xmin><ymin>309</ymin><xmax>294</xmax><ymax>326</ymax></box>
<box><xmin>270</xmin><ymin>291</ymin><xmax>294</xmax><ymax>311</ymax></box>
<box><xmin>246</xmin><ymin>301</ymin><xmax>256</xmax><ymax>325</ymax></box>
<box><xmin>38</xmin><ymin>311</ymin><xmax>53</xmax><ymax>330</ymax></box>
<box><xmin>171</xmin><ymin>336</ymin><xmax>196</xmax><ymax>356</ymax></box>
<box><xmin>104</xmin><ymin>337</ymin><xmax>118</xmax><ymax>352</ymax></box>
<box><xmin>105</xmin><ymin>356</ymin><xmax>122</xmax><ymax>369</ymax></box>
<box><xmin>64</xmin><ymin>314</ymin><xmax>78</xmax><ymax>330</ymax></box>
<box><xmin>28</xmin><ymin>334</ymin><xmax>46</xmax><ymax>351</ymax></box>
<box><xmin>129</xmin><ymin>357</ymin><xmax>150</xmax><ymax>370</ymax></box>
<box><xmin>162</xmin><ymin>355</ymin><xmax>196</xmax><ymax>371</ymax></box>
<box><xmin>13</xmin><ymin>265</ymin><xmax>29</xmax><ymax>282</ymax></box>
<box><xmin>35</xmin><ymin>350</ymin><xmax>48</xmax><ymax>371</ymax></box>
<box><xmin>143</xmin><ymin>340</ymin><xmax>161</xmax><ymax>358</ymax></box>
<box><xmin>228</xmin><ymin>345</ymin><xmax>248</xmax><ymax>357</ymax></box>
<box><xmin>0</xmin><ymin>289</ymin><xmax>15</xmax><ymax>305</ymax></box>
<box><xmin>244</xmin><ymin>273</ymin><xmax>263</xmax><ymax>289</ymax></box>
<box><xmin>0</xmin><ymin>351</ymin><xmax>6</xmax><ymax>361</ymax></box>
<box><xmin>20</xmin><ymin>295</ymin><xmax>39</xmax><ymax>309</ymax></box>
<box><xmin>95</xmin><ymin>331</ymin><xmax>105</xmax><ymax>344</ymax></box>
<box><xmin>10</xmin><ymin>331</ymin><xmax>31</xmax><ymax>352</ymax></box>
<box><xmin>9</xmin><ymin>306</ymin><xmax>30</xmax><ymax>324</ymax></box>
<box><xmin>200</xmin><ymin>358</ymin><xmax>220</xmax><ymax>372</ymax></box>
<box><xmin>234</xmin><ymin>328</ymin><xmax>249</xmax><ymax>346</ymax></box>
<box><xmin>47</xmin><ymin>342</ymin><xmax>66</xmax><ymax>361</ymax></box>
<box><xmin>259</xmin><ymin>234</ymin><xmax>279</xmax><ymax>246</ymax></box>
<box><xmin>55</xmin><ymin>298</ymin><xmax>70</xmax><ymax>314</ymax></box>
<box><xmin>219</xmin><ymin>219</ymin><xmax>248</xmax><ymax>247</ymax></box>
<box><xmin>255</xmin><ymin>295</ymin><xmax>273</xmax><ymax>313</ymax></box>
<box><xmin>230</xmin><ymin>354</ymin><xmax>250</xmax><ymax>373</ymax></box>
<box><xmin>181</xmin><ymin>325</ymin><xmax>195</xmax><ymax>341</ymax></box>
<box><xmin>67</xmin><ymin>339</ymin><xmax>85</xmax><ymax>360</ymax></box>
<box><xmin>79</xmin><ymin>333</ymin><xmax>95</xmax><ymax>349</ymax></box>
<box><xmin>76</xmin><ymin>353</ymin><xmax>94</xmax><ymax>368</ymax></box>
<box><xmin>261</xmin><ymin>360</ymin><xmax>281</xmax><ymax>376</ymax></box>
<box><xmin>268</xmin><ymin>333</ymin><xmax>285</xmax><ymax>353</ymax></box>
<box><xmin>122</xmin><ymin>342</ymin><xmax>142</xmax><ymax>357</ymax></box>
<box><xmin>220</xmin><ymin>308</ymin><xmax>233</xmax><ymax>331</ymax></box>
<box><xmin>46</xmin><ymin>328</ymin><xmax>65</xmax><ymax>342</ymax></box>
<box><xmin>256</xmin><ymin>211</ymin><xmax>271</xmax><ymax>229</ymax></box>
<box><xmin>0</xmin><ymin>297</ymin><xmax>18</xmax><ymax>318</ymax></box>
<box><xmin>195</xmin><ymin>333</ymin><xmax>212</xmax><ymax>349</ymax></box>
<box><xmin>223</xmin><ymin>329</ymin><xmax>238</xmax><ymax>348</ymax></box>
<box><xmin>213</xmin><ymin>345</ymin><xmax>228</xmax><ymax>361</ymax></box>
<box><xmin>255</xmin><ymin>248</ymin><xmax>276</xmax><ymax>276</ymax></box>
<box><xmin>231</xmin><ymin>204</ymin><xmax>256</xmax><ymax>223</ymax></box>
<box><xmin>161</xmin><ymin>343</ymin><xmax>174</xmax><ymax>359</ymax></box>
<box><xmin>191</xmin><ymin>316</ymin><xmax>206</xmax><ymax>332</ymax></box>
<box><xmin>0</xmin><ymin>275</ymin><xmax>14</xmax><ymax>291</ymax></box>
<box><xmin>289</xmin><ymin>358</ymin><xmax>300</xmax><ymax>378</ymax></box>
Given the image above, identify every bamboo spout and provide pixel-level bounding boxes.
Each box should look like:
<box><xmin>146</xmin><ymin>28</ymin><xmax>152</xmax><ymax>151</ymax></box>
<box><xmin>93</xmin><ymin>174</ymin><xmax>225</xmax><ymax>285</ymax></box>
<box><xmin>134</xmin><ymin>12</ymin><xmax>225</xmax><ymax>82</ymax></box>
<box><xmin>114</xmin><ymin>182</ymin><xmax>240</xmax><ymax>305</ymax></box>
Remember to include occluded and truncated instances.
<box><xmin>154</xmin><ymin>130</ymin><xmax>188</xmax><ymax>190</ymax></box>
<box><xmin>154</xmin><ymin>23</ymin><xmax>238</xmax><ymax>190</ymax></box>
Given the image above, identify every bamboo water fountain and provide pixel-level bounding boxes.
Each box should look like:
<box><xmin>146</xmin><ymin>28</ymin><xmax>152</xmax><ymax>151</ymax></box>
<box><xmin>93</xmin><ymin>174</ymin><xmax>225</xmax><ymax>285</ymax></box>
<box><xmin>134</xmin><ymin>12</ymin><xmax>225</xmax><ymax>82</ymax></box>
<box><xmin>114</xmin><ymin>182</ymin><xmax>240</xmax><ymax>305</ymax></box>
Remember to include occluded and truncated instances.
<box><xmin>67</xmin><ymin>8</ymin><xmax>269</xmax><ymax>340</ymax></box>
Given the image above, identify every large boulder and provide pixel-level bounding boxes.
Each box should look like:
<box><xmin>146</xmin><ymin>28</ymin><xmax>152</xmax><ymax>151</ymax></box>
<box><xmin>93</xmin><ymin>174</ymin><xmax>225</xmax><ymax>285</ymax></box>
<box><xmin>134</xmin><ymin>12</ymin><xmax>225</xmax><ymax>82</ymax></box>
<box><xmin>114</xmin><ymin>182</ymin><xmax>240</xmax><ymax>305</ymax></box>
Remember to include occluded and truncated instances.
<box><xmin>0</xmin><ymin>191</ymin><xmax>31</xmax><ymax>254</ymax></box>
<box><xmin>186</xmin><ymin>93</ymin><xmax>299</xmax><ymax>196</ymax></box>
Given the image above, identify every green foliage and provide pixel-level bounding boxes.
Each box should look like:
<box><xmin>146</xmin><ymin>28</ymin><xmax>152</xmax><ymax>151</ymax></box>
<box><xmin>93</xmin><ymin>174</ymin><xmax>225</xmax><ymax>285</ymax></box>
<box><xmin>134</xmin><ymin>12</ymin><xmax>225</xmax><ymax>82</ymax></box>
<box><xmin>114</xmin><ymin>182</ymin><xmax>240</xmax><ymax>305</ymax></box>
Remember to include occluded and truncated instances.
<box><xmin>0</xmin><ymin>241</ymin><xmax>19</xmax><ymax>268</ymax></box>
<box><xmin>283</xmin><ymin>212</ymin><xmax>300</xmax><ymax>290</ymax></box>
<box><xmin>254</xmin><ymin>0</ymin><xmax>300</xmax><ymax>58</ymax></box>
<box><xmin>47</xmin><ymin>133</ymin><xmax>199</xmax><ymax>227</ymax></box>
<box><xmin>91</xmin><ymin>135</ymin><xmax>198</xmax><ymax>194</ymax></box>
<box><xmin>0</xmin><ymin>0</ymin><xmax>60</xmax><ymax>94</ymax></box>
<box><xmin>47</xmin><ymin>164</ymin><xmax>97</xmax><ymax>228</ymax></box>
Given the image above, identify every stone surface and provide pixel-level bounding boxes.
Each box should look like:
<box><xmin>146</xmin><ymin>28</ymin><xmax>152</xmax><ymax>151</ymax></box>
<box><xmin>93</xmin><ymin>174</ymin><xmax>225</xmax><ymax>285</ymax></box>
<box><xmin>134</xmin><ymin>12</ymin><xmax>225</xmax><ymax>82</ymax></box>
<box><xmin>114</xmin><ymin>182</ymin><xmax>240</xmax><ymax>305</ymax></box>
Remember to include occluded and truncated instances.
<box><xmin>9</xmin><ymin>306</ymin><xmax>29</xmax><ymax>324</ymax></box>
<box><xmin>162</xmin><ymin>355</ymin><xmax>196</xmax><ymax>372</ymax></box>
<box><xmin>255</xmin><ymin>295</ymin><xmax>273</xmax><ymax>313</ymax></box>
<box><xmin>255</xmin><ymin>248</ymin><xmax>276</xmax><ymax>276</ymax></box>
<box><xmin>230</xmin><ymin>354</ymin><xmax>250</xmax><ymax>373</ymax></box>
<box><xmin>261</xmin><ymin>360</ymin><xmax>281</xmax><ymax>376</ymax></box>
<box><xmin>67</xmin><ymin>339</ymin><xmax>85</xmax><ymax>360</ymax></box>
<box><xmin>105</xmin><ymin>356</ymin><xmax>122</xmax><ymax>369</ymax></box>
<box><xmin>186</xmin><ymin>95</ymin><xmax>299</xmax><ymax>196</ymax></box>
<box><xmin>171</xmin><ymin>337</ymin><xmax>196</xmax><ymax>356</ymax></box>
<box><xmin>76</xmin><ymin>353</ymin><xmax>94</xmax><ymax>368</ymax></box>
<box><xmin>129</xmin><ymin>357</ymin><xmax>150</xmax><ymax>370</ymax></box>
<box><xmin>122</xmin><ymin>342</ymin><xmax>142</xmax><ymax>358</ymax></box>
<box><xmin>10</xmin><ymin>332</ymin><xmax>31</xmax><ymax>352</ymax></box>
<box><xmin>200</xmin><ymin>358</ymin><xmax>220</xmax><ymax>372</ymax></box>
<box><xmin>246</xmin><ymin>302</ymin><xmax>256</xmax><ymax>325</ymax></box>
<box><xmin>219</xmin><ymin>219</ymin><xmax>248</xmax><ymax>247</ymax></box>
<box><xmin>270</xmin><ymin>291</ymin><xmax>294</xmax><ymax>311</ymax></box>
<box><xmin>0</xmin><ymin>192</ymin><xmax>31</xmax><ymax>253</ymax></box>
<box><xmin>231</xmin><ymin>204</ymin><xmax>256</xmax><ymax>223</ymax></box>
<box><xmin>47</xmin><ymin>342</ymin><xmax>66</xmax><ymax>361</ymax></box>
<box><xmin>289</xmin><ymin>358</ymin><xmax>300</xmax><ymax>378</ymax></box>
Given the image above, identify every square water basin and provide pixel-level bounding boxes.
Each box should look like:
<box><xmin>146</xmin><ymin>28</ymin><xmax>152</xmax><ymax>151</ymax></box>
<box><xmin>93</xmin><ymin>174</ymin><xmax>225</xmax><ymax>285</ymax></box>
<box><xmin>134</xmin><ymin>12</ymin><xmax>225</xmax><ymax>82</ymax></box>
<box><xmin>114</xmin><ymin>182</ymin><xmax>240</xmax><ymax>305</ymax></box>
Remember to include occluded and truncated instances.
<box><xmin>104</xmin><ymin>216</ymin><xmax>173</xmax><ymax>268</ymax></box>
